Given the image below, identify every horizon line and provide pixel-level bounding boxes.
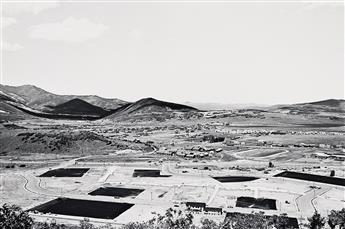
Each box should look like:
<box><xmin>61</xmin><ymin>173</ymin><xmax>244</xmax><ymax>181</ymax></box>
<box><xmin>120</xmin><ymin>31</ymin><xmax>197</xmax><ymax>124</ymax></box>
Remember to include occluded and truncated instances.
<box><xmin>1</xmin><ymin>83</ymin><xmax>344</xmax><ymax>106</ymax></box>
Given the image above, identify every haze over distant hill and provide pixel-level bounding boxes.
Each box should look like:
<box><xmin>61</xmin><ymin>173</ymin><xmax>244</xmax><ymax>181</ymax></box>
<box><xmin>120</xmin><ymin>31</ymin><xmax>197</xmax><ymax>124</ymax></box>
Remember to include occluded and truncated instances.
<box><xmin>184</xmin><ymin>102</ymin><xmax>270</xmax><ymax>111</ymax></box>
<box><xmin>300</xmin><ymin>99</ymin><xmax>345</xmax><ymax>108</ymax></box>
<box><xmin>271</xmin><ymin>99</ymin><xmax>345</xmax><ymax>116</ymax></box>
<box><xmin>186</xmin><ymin>99</ymin><xmax>345</xmax><ymax>111</ymax></box>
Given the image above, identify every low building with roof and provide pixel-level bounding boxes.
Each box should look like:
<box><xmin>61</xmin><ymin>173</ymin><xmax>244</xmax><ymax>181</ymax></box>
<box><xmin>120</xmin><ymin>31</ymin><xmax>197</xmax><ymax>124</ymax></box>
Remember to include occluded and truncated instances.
<box><xmin>185</xmin><ymin>202</ymin><xmax>206</xmax><ymax>211</ymax></box>
<box><xmin>204</xmin><ymin>207</ymin><xmax>223</xmax><ymax>215</ymax></box>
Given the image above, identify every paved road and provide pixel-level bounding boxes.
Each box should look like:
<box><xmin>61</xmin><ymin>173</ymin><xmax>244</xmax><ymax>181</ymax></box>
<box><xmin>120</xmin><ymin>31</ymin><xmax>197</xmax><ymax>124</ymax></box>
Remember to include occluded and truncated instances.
<box><xmin>295</xmin><ymin>186</ymin><xmax>331</xmax><ymax>215</ymax></box>
<box><xmin>98</xmin><ymin>166</ymin><xmax>116</xmax><ymax>183</ymax></box>
<box><xmin>15</xmin><ymin>156</ymin><xmax>339</xmax><ymax>223</ymax></box>
<box><xmin>20</xmin><ymin>172</ymin><xmax>176</xmax><ymax>207</ymax></box>
<box><xmin>207</xmin><ymin>184</ymin><xmax>220</xmax><ymax>206</ymax></box>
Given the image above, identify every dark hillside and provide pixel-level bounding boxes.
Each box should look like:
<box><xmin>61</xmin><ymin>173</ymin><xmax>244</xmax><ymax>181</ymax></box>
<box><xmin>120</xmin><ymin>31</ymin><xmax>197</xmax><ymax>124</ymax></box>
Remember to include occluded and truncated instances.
<box><xmin>46</xmin><ymin>98</ymin><xmax>109</xmax><ymax>116</ymax></box>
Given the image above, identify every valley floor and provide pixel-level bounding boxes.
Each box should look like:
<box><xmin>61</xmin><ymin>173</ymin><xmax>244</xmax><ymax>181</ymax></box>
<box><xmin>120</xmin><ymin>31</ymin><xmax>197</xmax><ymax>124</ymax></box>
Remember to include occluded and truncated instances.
<box><xmin>1</xmin><ymin>116</ymin><xmax>345</xmax><ymax>228</ymax></box>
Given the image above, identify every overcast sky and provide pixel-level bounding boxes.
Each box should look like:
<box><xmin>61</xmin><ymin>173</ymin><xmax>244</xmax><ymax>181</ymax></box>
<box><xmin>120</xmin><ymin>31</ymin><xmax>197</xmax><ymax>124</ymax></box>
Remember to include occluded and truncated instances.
<box><xmin>1</xmin><ymin>0</ymin><xmax>344</xmax><ymax>104</ymax></box>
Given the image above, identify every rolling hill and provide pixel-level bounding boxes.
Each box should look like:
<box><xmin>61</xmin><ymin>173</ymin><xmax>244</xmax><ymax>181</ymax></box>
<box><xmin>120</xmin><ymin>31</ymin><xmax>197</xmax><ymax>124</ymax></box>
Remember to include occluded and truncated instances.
<box><xmin>300</xmin><ymin>99</ymin><xmax>345</xmax><ymax>109</ymax></box>
<box><xmin>115</xmin><ymin>97</ymin><xmax>198</xmax><ymax>114</ymax></box>
<box><xmin>270</xmin><ymin>99</ymin><xmax>345</xmax><ymax>119</ymax></box>
<box><xmin>106</xmin><ymin>97</ymin><xmax>199</xmax><ymax>121</ymax></box>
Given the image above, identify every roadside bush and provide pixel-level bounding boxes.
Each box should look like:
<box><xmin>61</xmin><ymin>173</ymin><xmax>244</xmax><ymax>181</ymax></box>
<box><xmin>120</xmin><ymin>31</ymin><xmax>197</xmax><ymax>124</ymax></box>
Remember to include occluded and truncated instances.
<box><xmin>307</xmin><ymin>211</ymin><xmax>325</xmax><ymax>229</ymax></box>
<box><xmin>2</xmin><ymin>203</ymin><xmax>345</xmax><ymax>229</ymax></box>
<box><xmin>0</xmin><ymin>204</ymin><xmax>34</xmax><ymax>229</ymax></box>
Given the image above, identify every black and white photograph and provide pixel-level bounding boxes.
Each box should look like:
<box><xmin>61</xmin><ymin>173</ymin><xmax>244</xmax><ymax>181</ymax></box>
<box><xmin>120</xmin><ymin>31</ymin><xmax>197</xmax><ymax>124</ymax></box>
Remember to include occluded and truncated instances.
<box><xmin>0</xmin><ymin>0</ymin><xmax>344</xmax><ymax>228</ymax></box>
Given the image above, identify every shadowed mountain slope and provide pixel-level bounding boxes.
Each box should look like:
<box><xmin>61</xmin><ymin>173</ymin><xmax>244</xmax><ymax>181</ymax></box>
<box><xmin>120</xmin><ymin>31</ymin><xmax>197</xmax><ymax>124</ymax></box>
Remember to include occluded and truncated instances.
<box><xmin>46</xmin><ymin>98</ymin><xmax>109</xmax><ymax>116</ymax></box>
<box><xmin>0</xmin><ymin>90</ymin><xmax>37</xmax><ymax>121</ymax></box>
<box><xmin>106</xmin><ymin>97</ymin><xmax>199</xmax><ymax>121</ymax></box>
<box><xmin>0</xmin><ymin>89</ymin><xmax>110</xmax><ymax>121</ymax></box>
<box><xmin>120</xmin><ymin>97</ymin><xmax>197</xmax><ymax>113</ymax></box>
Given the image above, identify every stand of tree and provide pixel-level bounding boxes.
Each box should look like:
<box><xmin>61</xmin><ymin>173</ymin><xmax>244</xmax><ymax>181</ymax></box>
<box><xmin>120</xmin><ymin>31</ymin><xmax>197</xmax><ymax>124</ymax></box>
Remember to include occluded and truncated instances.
<box><xmin>1</xmin><ymin>204</ymin><xmax>345</xmax><ymax>229</ymax></box>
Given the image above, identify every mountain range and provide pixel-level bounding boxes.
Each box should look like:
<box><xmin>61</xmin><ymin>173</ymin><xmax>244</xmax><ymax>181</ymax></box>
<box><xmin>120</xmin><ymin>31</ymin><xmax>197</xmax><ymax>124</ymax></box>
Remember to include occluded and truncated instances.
<box><xmin>0</xmin><ymin>84</ymin><xmax>344</xmax><ymax>122</ymax></box>
<box><xmin>0</xmin><ymin>84</ymin><xmax>199</xmax><ymax>121</ymax></box>
<box><xmin>0</xmin><ymin>84</ymin><xmax>127</xmax><ymax>111</ymax></box>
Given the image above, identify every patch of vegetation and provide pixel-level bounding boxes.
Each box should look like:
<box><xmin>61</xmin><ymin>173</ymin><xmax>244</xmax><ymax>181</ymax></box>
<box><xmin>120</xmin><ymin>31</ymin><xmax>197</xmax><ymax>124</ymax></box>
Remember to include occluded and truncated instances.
<box><xmin>12</xmin><ymin>130</ymin><xmax>149</xmax><ymax>154</ymax></box>
<box><xmin>2</xmin><ymin>204</ymin><xmax>345</xmax><ymax>229</ymax></box>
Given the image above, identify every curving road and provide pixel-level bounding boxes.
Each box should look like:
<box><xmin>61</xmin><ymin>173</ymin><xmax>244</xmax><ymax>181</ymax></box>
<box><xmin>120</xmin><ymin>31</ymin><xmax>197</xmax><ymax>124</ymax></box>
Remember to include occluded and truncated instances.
<box><xmin>295</xmin><ymin>186</ymin><xmax>331</xmax><ymax>215</ymax></box>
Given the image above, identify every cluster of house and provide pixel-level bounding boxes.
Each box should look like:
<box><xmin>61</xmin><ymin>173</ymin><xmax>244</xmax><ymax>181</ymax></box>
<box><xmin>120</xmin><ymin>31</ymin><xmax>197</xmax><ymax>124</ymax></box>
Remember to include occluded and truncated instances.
<box><xmin>310</xmin><ymin>152</ymin><xmax>345</xmax><ymax>161</ymax></box>
<box><xmin>225</xmin><ymin>139</ymin><xmax>246</xmax><ymax>146</ymax></box>
<box><xmin>222</xmin><ymin>136</ymin><xmax>345</xmax><ymax>151</ymax></box>
<box><xmin>204</xmin><ymin>110</ymin><xmax>265</xmax><ymax>119</ymax></box>
<box><xmin>165</xmin><ymin>146</ymin><xmax>223</xmax><ymax>159</ymax></box>
<box><xmin>217</xmin><ymin>128</ymin><xmax>344</xmax><ymax>137</ymax></box>
<box><xmin>256</xmin><ymin>140</ymin><xmax>345</xmax><ymax>150</ymax></box>
<box><xmin>187</xmin><ymin>146</ymin><xmax>223</xmax><ymax>153</ymax></box>
<box><xmin>184</xmin><ymin>202</ymin><xmax>223</xmax><ymax>215</ymax></box>
<box><xmin>221</xmin><ymin>135</ymin><xmax>244</xmax><ymax>146</ymax></box>
<box><xmin>109</xmin><ymin>124</ymin><xmax>207</xmax><ymax>136</ymax></box>
<box><xmin>202</xmin><ymin>135</ymin><xmax>225</xmax><ymax>143</ymax></box>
